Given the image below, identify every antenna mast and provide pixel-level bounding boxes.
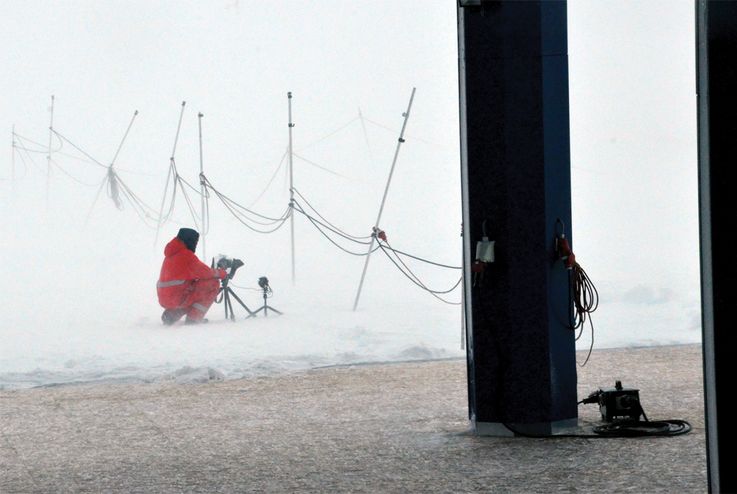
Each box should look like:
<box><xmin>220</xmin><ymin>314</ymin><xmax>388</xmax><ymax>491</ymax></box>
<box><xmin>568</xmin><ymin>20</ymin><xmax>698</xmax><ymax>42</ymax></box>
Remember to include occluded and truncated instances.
<box><xmin>198</xmin><ymin>112</ymin><xmax>207</xmax><ymax>262</ymax></box>
<box><xmin>154</xmin><ymin>101</ymin><xmax>186</xmax><ymax>246</ymax></box>
<box><xmin>352</xmin><ymin>87</ymin><xmax>416</xmax><ymax>311</ymax></box>
<box><xmin>288</xmin><ymin>92</ymin><xmax>296</xmax><ymax>284</ymax></box>
<box><xmin>46</xmin><ymin>95</ymin><xmax>55</xmax><ymax>210</ymax></box>
<box><xmin>11</xmin><ymin>125</ymin><xmax>16</xmax><ymax>187</ymax></box>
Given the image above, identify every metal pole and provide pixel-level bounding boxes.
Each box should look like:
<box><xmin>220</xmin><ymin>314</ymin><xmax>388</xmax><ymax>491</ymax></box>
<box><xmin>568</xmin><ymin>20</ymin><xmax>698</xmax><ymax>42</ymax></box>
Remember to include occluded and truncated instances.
<box><xmin>46</xmin><ymin>95</ymin><xmax>54</xmax><ymax>210</ymax></box>
<box><xmin>198</xmin><ymin>112</ymin><xmax>207</xmax><ymax>262</ymax></box>
<box><xmin>11</xmin><ymin>125</ymin><xmax>16</xmax><ymax>186</ymax></box>
<box><xmin>154</xmin><ymin>102</ymin><xmax>186</xmax><ymax>246</ymax></box>
<box><xmin>288</xmin><ymin>92</ymin><xmax>295</xmax><ymax>284</ymax></box>
<box><xmin>352</xmin><ymin>87</ymin><xmax>416</xmax><ymax>311</ymax></box>
<box><xmin>110</xmin><ymin>110</ymin><xmax>138</xmax><ymax>168</ymax></box>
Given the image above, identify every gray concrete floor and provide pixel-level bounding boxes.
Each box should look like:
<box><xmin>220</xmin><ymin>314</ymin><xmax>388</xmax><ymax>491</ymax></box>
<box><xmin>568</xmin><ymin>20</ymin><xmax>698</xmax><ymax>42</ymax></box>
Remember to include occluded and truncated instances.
<box><xmin>0</xmin><ymin>344</ymin><xmax>706</xmax><ymax>493</ymax></box>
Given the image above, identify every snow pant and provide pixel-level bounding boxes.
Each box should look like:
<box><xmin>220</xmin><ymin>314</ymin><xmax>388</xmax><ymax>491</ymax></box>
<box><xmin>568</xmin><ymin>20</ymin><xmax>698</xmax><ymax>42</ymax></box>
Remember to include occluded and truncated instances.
<box><xmin>161</xmin><ymin>278</ymin><xmax>221</xmax><ymax>322</ymax></box>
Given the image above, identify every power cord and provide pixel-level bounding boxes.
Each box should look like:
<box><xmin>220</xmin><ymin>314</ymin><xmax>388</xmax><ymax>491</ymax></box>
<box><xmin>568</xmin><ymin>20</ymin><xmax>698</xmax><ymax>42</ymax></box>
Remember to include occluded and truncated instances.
<box><xmin>500</xmin><ymin>390</ymin><xmax>691</xmax><ymax>438</ymax></box>
<box><xmin>591</xmin><ymin>419</ymin><xmax>691</xmax><ymax>437</ymax></box>
<box><xmin>583</xmin><ymin>389</ymin><xmax>691</xmax><ymax>436</ymax></box>
<box><xmin>555</xmin><ymin>219</ymin><xmax>599</xmax><ymax>366</ymax></box>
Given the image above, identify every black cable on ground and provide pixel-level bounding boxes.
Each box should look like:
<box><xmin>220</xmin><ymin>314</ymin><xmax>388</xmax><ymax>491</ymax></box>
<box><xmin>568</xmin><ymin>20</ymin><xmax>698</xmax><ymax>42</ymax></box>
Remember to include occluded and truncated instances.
<box><xmin>501</xmin><ymin>418</ymin><xmax>691</xmax><ymax>439</ymax></box>
<box><xmin>501</xmin><ymin>396</ymin><xmax>691</xmax><ymax>438</ymax></box>
<box><xmin>592</xmin><ymin>420</ymin><xmax>691</xmax><ymax>437</ymax></box>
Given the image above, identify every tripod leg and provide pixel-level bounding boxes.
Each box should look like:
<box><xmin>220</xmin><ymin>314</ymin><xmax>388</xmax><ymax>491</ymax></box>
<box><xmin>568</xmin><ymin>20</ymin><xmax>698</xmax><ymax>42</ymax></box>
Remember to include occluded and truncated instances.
<box><xmin>265</xmin><ymin>305</ymin><xmax>283</xmax><ymax>315</ymax></box>
<box><xmin>260</xmin><ymin>292</ymin><xmax>282</xmax><ymax>316</ymax></box>
<box><xmin>225</xmin><ymin>291</ymin><xmax>236</xmax><ymax>321</ymax></box>
<box><xmin>228</xmin><ymin>288</ymin><xmax>256</xmax><ymax>316</ymax></box>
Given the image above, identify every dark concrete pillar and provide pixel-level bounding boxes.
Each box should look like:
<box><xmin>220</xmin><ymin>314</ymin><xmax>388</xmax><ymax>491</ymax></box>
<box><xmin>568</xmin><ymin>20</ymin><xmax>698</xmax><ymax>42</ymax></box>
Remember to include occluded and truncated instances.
<box><xmin>696</xmin><ymin>2</ymin><xmax>737</xmax><ymax>492</ymax></box>
<box><xmin>458</xmin><ymin>0</ymin><xmax>577</xmax><ymax>435</ymax></box>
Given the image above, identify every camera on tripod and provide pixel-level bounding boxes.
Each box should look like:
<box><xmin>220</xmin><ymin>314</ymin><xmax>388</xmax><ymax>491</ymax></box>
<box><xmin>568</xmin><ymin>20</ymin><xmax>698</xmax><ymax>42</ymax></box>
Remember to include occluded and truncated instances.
<box><xmin>215</xmin><ymin>255</ymin><xmax>244</xmax><ymax>279</ymax></box>
<box><xmin>249</xmin><ymin>275</ymin><xmax>281</xmax><ymax>317</ymax></box>
<box><xmin>213</xmin><ymin>254</ymin><xmax>255</xmax><ymax>320</ymax></box>
<box><xmin>212</xmin><ymin>255</ymin><xmax>283</xmax><ymax>320</ymax></box>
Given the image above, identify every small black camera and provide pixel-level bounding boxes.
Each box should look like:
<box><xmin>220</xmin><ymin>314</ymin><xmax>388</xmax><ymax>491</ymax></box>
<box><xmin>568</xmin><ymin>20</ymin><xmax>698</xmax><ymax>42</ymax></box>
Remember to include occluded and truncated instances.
<box><xmin>215</xmin><ymin>255</ymin><xmax>244</xmax><ymax>281</ymax></box>
<box><xmin>258</xmin><ymin>276</ymin><xmax>269</xmax><ymax>289</ymax></box>
<box><xmin>217</xmin><ymin>256</ymin><xmax>234</xmax><ymax>270</ymax></box>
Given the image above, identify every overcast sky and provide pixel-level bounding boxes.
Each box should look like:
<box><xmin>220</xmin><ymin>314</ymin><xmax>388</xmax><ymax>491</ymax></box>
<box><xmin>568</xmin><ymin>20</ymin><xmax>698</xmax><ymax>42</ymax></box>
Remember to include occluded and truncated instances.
<box><xmin>0</xmin><ymin>1</ymin><xmax>700</xmax><ymax>351</ymax></box>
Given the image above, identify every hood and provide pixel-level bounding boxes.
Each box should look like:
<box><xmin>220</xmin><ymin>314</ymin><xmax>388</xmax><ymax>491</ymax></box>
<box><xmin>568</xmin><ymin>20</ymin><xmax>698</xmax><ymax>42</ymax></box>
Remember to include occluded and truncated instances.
<box><xmin>176</xmin><ymin>227</ymin><xmax>199</xmax><ymax>252</ymax></box>
<box><xmin>164</xmin><ymin>237</ymin><xmax>189</xmax><ymax>257</ymax></box>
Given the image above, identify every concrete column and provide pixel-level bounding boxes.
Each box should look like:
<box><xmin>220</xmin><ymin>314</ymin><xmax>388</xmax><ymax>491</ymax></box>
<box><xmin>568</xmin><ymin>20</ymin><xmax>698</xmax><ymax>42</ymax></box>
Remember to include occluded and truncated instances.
<box><xmin>458</xmin><ymin>0</ymin><xmax>577</xmax><ymax>435</ymax></box>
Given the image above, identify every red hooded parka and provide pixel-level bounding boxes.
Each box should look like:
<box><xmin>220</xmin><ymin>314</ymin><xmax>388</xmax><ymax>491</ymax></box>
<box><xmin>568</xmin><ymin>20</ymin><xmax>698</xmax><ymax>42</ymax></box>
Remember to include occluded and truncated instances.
<box><xmin>157</xmin><ymin>237</ymin><xmax>227</xmax><ymax>319</ymax></box>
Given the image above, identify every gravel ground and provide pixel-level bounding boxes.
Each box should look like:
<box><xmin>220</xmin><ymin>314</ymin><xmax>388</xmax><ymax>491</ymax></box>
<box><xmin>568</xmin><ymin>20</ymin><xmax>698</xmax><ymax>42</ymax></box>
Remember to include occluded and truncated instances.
<box><xmin>0</xmin><ymin>344</ymin><xmax>706</xmax><ymax>493</ymax></box>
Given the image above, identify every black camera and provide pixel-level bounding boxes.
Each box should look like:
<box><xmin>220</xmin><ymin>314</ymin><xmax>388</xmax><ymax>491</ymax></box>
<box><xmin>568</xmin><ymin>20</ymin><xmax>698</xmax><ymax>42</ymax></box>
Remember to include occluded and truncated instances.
<box><xmin>217</xmin><ymin>256</ymin><xmax>234</xmax><ymax>270</ymax></box>
<box><xmin>258</xmin><ymin>276</ymin><xmax>270</xmax><ymax>289</ymax></box>
<box><xmin>215</xmin><ymin>255</ymin><xmax>244</xmax><ymax>280</ymax></box>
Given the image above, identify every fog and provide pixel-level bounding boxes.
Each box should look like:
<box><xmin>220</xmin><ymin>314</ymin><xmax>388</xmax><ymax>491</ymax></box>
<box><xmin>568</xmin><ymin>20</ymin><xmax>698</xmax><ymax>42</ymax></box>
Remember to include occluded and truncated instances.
<box><xmin>0</xmin><ymin>1</ymin><xmax>700</xmax><ymax>389</ymax></box>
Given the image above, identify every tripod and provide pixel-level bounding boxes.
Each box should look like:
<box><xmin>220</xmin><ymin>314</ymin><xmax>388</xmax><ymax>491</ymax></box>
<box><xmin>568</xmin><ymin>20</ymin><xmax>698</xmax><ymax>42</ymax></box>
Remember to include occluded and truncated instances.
<box><xmin>248</xmin><ymin>281</ymin><xmax>282</xmax><ymax>318</ymax></box>
<box><xmin>220</xmin><ymin>276</ymin><xmax>256</xmax><ymax>321</ymax></box>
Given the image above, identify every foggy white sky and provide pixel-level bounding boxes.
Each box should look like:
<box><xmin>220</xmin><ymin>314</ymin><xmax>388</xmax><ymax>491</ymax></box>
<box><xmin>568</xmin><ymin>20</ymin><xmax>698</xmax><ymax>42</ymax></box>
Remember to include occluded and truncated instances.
<box><xmin>0</xmin><ymin>0</ymin><xmax>700</xmax><ymax>386</ymax></box>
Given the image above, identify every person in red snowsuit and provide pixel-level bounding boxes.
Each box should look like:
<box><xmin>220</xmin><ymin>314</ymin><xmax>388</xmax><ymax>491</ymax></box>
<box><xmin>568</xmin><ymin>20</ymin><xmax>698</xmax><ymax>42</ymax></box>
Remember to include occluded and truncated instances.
<box><xmin>157</xmin><ymin>228</ymin><xmax>228</xmax><ymax>325</ymax></box>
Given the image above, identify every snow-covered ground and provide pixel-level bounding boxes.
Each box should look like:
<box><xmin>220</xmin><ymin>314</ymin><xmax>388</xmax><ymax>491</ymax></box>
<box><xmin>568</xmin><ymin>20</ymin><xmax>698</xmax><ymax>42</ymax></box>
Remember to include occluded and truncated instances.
<box><xmin>0</xmin><ymin>189</ymin><xmax>701</xmax><ymax>391</ymax></box>
<box><xmin>0</xmin><ymin>1</ymin><xmax>701</xmax><ymax>390</ymax></box>
<box><xmin>0</xmin><ymin>276</ymin><xmax>701</xmax><ymax>391</ymax></box>
<box><xmin>0</xmin><ymin>285</ymin><xmax>466</xmax><ymax>390</ymax></box>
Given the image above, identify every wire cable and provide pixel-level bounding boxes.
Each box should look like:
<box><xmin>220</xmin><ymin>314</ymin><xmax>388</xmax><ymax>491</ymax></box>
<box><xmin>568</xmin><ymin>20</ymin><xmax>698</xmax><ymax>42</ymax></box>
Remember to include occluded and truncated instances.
<box><xmin>501</xmin><ymin>418</ymin><xmax>692</xmax><ymax>438</ymax></box>
<box><xmin>503</xmin><ymin>397</ymin><xmax>692</xmax><ymax>438</ymax></box>
<box><xmin>51</xmin><ymin>129</ymin><xmax>108</xmax><ymax>168</ymax></box>
<box><xmin>208</xmin><ymin>187</ymin><xmax>290</xmax><ymax>229</ymax></box>
<box><xmin>13</xmin><ymin>131</ymin><xmax>63</xmax><ymax>153</ymax></box>
<box><xmin>202</xmin><ymin>175</ymin><xmax>288</xmax><ymax>223</ymax></box>
<box><xmin>361</xmin><ymin>115</ymin><xmax>445</xmax><ymax>148</ymax></box>
<box><xmin>296</xmin><ymin>116</ymin><xmax>359</xmax><ymax>152</ymax></box>
<box><xmin>292</xmin><ymin>153</ymin><xmax>348</xmax><ymax>179</ymax></box>
<box><xmin>291</xmin><ymin>199</ymin><xmax>373</xmax><ymax>245</ymax></box>
<box><xmin>380</xmin><ymin>243</ymin><xmax>462</xmax><ymax>270</ymax></box>
<box><xmin>248</xmin><ymin>148</ymin><xmax>289</xmax><ymax>207</ymax></box>
<box><xmin>49</xmin><ymin>158</ymin><xmax>98</xmax><ymax>187</ymax></box>
<box><xmin>377</xmin><ymin>242</ymin><xmax>462</xmax><ymax>305</ymax></box>
<box><xmin>292</xmin><ymin>202</ymin><xmax>380</xmax><ymax>256</ymax></box>
<box><xmin>292</xmin><ymin>187</ymin><xmax>372</xmax><ymax>240</ymax></box>
<box><xmin>15</xmin><ymin>141</ymin><xmax>45</xmax><ymax>174</ymax></box>
<box><xmin>592</xmin><ymin>420</ymin><xmax>692</xmax><ymax>437</ymax></box>
<box><xmin>568</xmin><ymin>262</ymin><xmax>598</xmax><ymax>367</ymax></box>
<box><xmin>380</xmin><ymin>242</ymin><xmax>462</xmax><ymax>295</ymax></box>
